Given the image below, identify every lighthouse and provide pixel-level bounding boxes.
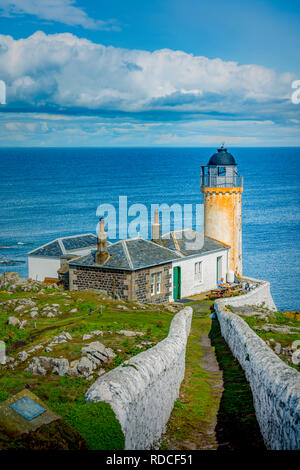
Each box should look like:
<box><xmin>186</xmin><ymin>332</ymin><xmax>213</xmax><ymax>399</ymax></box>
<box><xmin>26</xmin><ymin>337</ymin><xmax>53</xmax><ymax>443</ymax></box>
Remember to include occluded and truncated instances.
<box><xmin>201</xmin><ymin>145</ymin><xmax>243</xmax><ymax>276</ymax></box>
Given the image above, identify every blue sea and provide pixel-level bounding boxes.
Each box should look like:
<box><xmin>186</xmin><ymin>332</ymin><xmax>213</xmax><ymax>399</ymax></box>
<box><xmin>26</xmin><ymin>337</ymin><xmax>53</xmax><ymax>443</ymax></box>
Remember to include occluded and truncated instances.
<box><xmin>0</xmin><ymin>147</ymin><xmax>299</xmax><ymax>311</ymax></box>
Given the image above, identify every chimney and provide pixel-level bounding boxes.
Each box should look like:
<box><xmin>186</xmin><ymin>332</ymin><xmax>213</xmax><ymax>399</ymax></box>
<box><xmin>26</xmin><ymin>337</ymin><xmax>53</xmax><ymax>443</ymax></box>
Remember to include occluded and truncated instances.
<box><xmin>151</xmin><ymin>210</ymin><xmax>161</xmax><ymax>241</ymax></box>
<box><xmin>95</xmin><ymin>217</ymin><xmax>109</xmax><ymax>264</ymax></box>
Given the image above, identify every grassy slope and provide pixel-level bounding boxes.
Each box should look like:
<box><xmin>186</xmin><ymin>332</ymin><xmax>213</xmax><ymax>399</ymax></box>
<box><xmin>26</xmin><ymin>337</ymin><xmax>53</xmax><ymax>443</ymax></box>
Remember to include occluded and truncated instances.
<box><xmin>0</xmin><ymin>288</ymin><xmax>175</xmax><ymax>449</ymax></box>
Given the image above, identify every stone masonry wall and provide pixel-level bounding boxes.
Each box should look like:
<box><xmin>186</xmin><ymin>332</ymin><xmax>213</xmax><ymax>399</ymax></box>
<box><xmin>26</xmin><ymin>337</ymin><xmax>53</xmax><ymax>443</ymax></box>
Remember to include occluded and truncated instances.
<box><xmin>85</xmin><ymin>307</ymin><xmax>193</xmax><ymax>450</ymax></box>
<box><xmin>214</xmin><ymin>280</ymin><xmax>300</xmax><ymax>450</ymax></box>
<box><xmin>69</xmin><ymin>263</ymin><xmax>172</xmax><ymax>304</ymax></box>
<box><xmin>69</xmin><ymin>266</ymin><xmax>130</xmax><ymax>300</ymax></box>
<box><xmin>133</xmin><ymin>264</ymin><xmax>171</xmax><ymax>304</ymax></box>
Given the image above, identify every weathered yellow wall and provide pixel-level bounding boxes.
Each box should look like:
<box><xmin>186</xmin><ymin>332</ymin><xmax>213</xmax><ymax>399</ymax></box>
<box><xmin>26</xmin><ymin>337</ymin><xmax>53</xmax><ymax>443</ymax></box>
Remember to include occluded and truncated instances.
<box><xmin>202</xmin><ymin>187</ymin><xmax>242</xmax><ymax>275</ymax></box>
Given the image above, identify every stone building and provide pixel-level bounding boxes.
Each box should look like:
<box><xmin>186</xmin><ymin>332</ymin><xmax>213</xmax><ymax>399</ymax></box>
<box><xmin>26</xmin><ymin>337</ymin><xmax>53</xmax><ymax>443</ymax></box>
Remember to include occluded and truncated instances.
<box><xmin>68</xmin><ymin>218</ymin><xmax>229</xmax><ymax>303</ymax></box>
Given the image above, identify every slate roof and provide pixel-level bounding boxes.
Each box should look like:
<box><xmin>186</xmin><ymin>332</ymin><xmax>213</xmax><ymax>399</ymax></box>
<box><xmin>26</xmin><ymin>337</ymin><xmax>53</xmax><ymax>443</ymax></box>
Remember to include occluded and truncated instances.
<box><xmin>62</xmin><ymin>234</ymin><xmax>97</xmax><ymax>252</ymax></box>
<box><xmin>161</xmin><ymin>229</ymin><xmax>229</xmax><ymax>257</ymax></box>
<box><xmin>28</xmin><ymin>233</ymin><xmax>98</xmax><ymax>258</ymax></box>
<box><xmin>69</xmin><ymin>238</ymin><xmax>182</xmax><ymax>271</ymax></box>
<box><xmin>69</xmin><ymin>231</ymin><xmax>229</xmax><ymax>271</ymax></box>
<box><xmin>28</xmin><ymin>240</ymin><xmax>63</xmax><ymax>258</ymax></box>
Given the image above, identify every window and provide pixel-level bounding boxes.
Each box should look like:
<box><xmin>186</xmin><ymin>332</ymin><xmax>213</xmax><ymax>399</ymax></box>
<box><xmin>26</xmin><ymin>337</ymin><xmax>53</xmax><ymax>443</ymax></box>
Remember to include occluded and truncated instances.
<box><xmin>218</xmin><ymin>167</ymin><xmax>226</xmax><ymax>176</ymax></box>
<box><xmin>156</xmin><ymin>272</ymin><xmax>161</xmax><ymax>294</ymax></box>
<box><xmin>151</xmin><ymin>271</ymin><xmax>162</xmax><ymax>296</ymax></box>
<box><xmin>151</xmin><ymin>273</ymin><xmax>155</xmax><ymax>296</ymax></box>
<box><xmin>194</xmin><ymin>261</ymin><xmax>203</xmax><ymax>283</ymax></box>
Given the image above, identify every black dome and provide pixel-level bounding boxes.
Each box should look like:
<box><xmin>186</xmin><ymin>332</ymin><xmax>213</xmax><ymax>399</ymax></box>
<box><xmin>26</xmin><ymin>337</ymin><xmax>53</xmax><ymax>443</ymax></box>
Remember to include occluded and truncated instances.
<box><xmin>208</xmin><ymin>147</ymin><xmax>236</xmax><ymax>166</ymax></box>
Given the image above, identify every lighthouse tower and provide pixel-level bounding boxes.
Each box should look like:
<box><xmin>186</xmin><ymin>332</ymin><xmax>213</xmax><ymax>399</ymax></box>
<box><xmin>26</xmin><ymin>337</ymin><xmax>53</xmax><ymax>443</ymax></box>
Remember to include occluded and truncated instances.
<box><xmin>201</xmin><ymin>146</ymin><xmax>243</xmax><ymax>276</ymax></box>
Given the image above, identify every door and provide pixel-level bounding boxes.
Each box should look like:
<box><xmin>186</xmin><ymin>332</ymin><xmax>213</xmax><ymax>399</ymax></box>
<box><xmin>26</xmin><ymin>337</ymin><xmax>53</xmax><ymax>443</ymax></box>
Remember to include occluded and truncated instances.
<box><xmin>216</xmin><ymin>256</ymin><xmax>223</xmax><ymax>283</ymax></box>
<box><xmin>173</xmin><ymin>266</ymin><xmax>181</xmax><ymax>301</ymax></box>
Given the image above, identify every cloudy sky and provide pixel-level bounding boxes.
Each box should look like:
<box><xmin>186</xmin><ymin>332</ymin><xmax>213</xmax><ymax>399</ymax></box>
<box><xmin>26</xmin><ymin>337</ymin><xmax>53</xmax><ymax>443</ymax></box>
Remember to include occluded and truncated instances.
<box><xmin>0</xmin><ymin>0</ymin><xmax>299</xmax><ymax>146</ymax></box>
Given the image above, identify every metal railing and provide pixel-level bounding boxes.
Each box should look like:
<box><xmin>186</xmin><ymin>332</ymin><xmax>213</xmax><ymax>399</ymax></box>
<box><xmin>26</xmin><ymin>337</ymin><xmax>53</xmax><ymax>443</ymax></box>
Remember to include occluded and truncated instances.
<box><xmin>200</xmin><ymin>174</ymin><xmax>243</xmax><ymax>188</ymax></box>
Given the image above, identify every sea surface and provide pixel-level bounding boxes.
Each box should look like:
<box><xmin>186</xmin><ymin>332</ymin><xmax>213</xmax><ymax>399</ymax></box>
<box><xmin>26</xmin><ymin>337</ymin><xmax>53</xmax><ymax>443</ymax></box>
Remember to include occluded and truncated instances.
<box><xmin>0</xmin><ymin>147</ymin><xmax>299</xmax><ymax>311</ymax></box>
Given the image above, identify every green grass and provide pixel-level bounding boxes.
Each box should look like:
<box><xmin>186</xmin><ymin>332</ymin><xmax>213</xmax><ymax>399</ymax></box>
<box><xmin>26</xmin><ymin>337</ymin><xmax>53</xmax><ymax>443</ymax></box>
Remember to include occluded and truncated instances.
<box><xmin>161</xmin><ymin>300</ymin><xmax>265</xmax><ymax>450</ymax></box>
<box><xmin>0</xmin><ymin>287</ymin><xmax>175</xmax><ymax>449</ymax></box>
<box><xmin>0</xmin><ymin>372</ymin><xmax>124</xmax><ymax>449</ymax></box>
<box><xmin>160</xmin><ymin>300</ymin><xmax>222</xmax><ymax>449</ymax></box>
<box><xmin>209</xmin><ymin>317</ymin><xmax>265</xmax><ymax>449</ymax></box>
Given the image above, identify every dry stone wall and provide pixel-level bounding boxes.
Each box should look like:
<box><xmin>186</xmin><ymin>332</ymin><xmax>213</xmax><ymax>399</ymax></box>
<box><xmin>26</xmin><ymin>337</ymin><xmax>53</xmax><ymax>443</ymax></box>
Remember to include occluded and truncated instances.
<box><xmin>85</xmin><ymin>307</ymin><xmax>192</xmax><ymax>450</ymax></box>
<box><xmin>215</xmin><ymin>279</ymin><xmax>300</xmax><ymax>450</ymax></box>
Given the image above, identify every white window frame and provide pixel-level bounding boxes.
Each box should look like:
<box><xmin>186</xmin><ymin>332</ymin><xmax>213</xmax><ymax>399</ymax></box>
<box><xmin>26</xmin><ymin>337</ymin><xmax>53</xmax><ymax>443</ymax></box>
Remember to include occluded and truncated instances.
<box><xmin>150</xmin><ymin>271</ymin><xmax>162</xmax><ymax>296</ymax></box>
<box><xmin>150</xmin><ymin>273</ymin><xmax>155</xmax><ymax>296</ymax></box>
<box><xmin>156</xmin><ymin>272</ymin><xmax>162</xmax><ymax>294</ymax></box>
<box><xmin>194</xmin><ymin>261</ymin><xmax>203</xmax><ymax>284</ymax></box>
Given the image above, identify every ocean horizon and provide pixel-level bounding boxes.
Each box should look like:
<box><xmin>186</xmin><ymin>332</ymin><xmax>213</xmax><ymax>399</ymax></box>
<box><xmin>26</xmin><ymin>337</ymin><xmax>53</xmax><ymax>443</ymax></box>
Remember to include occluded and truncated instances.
<box><xmin>0</xmin><ymin>146</ymin><xmax>299</xmax><ymax>311</ymax></box>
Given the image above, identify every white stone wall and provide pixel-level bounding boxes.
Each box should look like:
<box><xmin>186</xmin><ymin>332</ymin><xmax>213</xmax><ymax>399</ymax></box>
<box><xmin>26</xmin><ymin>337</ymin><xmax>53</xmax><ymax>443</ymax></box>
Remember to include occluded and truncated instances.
<box><xmin>215</xmin><ymin>282</ymin><xmax>300</xmax><ymax>450</ymax></box>
<box><xmin>28</xmin><ymin>256</ymin><xmax>61</xmax><ymax>281</ymax></box>
<box><xmin>171</xmin><ymin>249</ymin><xmax>228</xmax><ymax>300</ymax></box>
<box><xmin>221</xmin><ymin>276</ymin><xmax>277</xmax><ymax>310</ymax></box>
<box><xmin>85</xmin><ymin>307</ymin><xmax>193</xmax><ymax>450</ymax></box>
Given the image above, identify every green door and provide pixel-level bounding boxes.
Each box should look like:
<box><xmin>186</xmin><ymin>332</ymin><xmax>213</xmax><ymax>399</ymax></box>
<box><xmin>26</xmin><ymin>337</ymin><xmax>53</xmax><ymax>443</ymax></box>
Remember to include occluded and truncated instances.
<box><xmin>173</xmin><ymin>267</ymin><xmax>181</xmax><ymax>301</ymax></box>
<box><xmin>216</xmin><ymin>256</ymin><xmax>222</xmax><ymax>283</ymax></box>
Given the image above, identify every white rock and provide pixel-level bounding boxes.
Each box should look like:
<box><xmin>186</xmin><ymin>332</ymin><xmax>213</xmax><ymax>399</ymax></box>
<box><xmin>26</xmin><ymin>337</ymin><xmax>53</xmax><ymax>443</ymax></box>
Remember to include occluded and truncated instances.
<box><xmin>17</xmin><ymin>351</ymin><xmax>28</xmax><ymax>362</ymax></box>
<box><xmin>77</xmin><ymin>357</ymin><xmax>93</xmax><ymax>377</ymax></box>
<box><xmin>83</xmin><ymin>334</ymin><xmax>93</xmax><ymax>341</ymax></box>
<box><xmin>52</xmin><ymin>358</ymin><xmax>69</xmax><ymax>376</ymax></box>
<box><xmin>19</xmin><ymin>320</ymin><xmax>28</xmax><ymax>330</ymax></box>
<box><xmin>275</xmin><ymin>343</ymin><xmax>282</xmax><ymax>354</ymax></box>
<box><xmin>82</xmin><ymin>341</ymin><xmax>116</xmax><ymax>362</ymax></box>
<box><xmin>14</xmin><ymin>305</ymin><xmax>26</xmax><ymax>312</ymax></box>
<box><xmin>7</xmin><ymin>316</ymin><xmax>20</xmax><ymax>326</ymax></box>
<box><xmin>70</xmin><ymin>308</ymin><xmax>78</xmax><ymax>313</ymax></box>
<box><xmin>117</xmin><ymin>330</ymin><xmax>145</xmax><ymax>337</ymax></box>
<box><xmin>91</xmin><ymin>330</ymin><xmax>104</xmax><ymax>336</ymax></box>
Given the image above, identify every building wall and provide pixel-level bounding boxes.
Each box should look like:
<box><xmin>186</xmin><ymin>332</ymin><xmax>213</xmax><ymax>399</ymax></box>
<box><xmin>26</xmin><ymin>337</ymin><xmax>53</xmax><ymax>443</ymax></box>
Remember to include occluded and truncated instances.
<box><xmin>69</xmin><ymin>262</ymin><xmax>172</xmax><ymax>303</ymax></box>
<box><xmin>132</xmin><ymin>264</ymin><xmax>172</xmax><ymax>304</ymax></box>
<box><xmin>202</xmin><ymin>187</ymin><xmax>242</xmax><ymax>276</ymax></box>
<box><xmin>85</xmin><ymin>306</ymin><xmax>193</xmax><ymax>450</ymax></box>
<box><xmin>171</xmin><ymin>249</ymin><xmax>229</xmax><ymax>300</ymax></box>
<box><xmin>28</xmin><ymin>256</ymin><xmax>61</xmax><ymax>281</ymax></box>
<box><xmin>69</xmin><ymin>265</ymin><xmax>130</xmax><ymax>300</ymax></box>
<box><xmin>214</xmin><ymin>281</ymin><xmax>300</xmax><ymax>450</ymax></box>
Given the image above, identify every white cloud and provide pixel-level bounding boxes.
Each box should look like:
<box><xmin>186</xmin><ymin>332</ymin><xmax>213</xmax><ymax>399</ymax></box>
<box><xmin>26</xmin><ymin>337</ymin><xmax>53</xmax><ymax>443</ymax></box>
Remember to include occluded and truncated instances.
<box><xmin>0</xmin><ymin>0</ymin><xmax>118</xmax><ymax>30</ymax></box>
<box><xmin>0</xmin><ymin>31</ymin><xmax>297</xmax><ymax>122</ymax></box>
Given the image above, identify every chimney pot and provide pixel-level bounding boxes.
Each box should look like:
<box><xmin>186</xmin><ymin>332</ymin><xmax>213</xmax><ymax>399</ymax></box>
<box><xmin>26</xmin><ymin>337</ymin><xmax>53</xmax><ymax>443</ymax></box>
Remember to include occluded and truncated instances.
<box><xmin>96</xmin><ymin>217</ymin><xmax>108</xmax><ymax>264</ymax></box>
<box><xmin>152</xmin><ymin>210</ymin><xmax>161</xmax><ymax>241</ymax></box>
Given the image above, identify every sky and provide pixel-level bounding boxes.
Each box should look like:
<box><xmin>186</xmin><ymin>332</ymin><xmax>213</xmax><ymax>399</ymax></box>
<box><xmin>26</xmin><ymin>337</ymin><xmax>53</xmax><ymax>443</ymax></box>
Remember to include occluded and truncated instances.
<box><xmin>0</xmin><ymin>0</ymin><xmax>299</xmax><ymax>147</ymax></box>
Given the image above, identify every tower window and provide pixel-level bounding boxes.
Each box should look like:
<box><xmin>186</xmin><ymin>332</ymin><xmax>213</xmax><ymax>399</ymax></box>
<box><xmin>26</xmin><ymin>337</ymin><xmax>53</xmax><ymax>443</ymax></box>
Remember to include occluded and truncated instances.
<box><xmin>218</xmin><ymin>167</ymin><xmax>226</xmax><ymax>176</ymax></box>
